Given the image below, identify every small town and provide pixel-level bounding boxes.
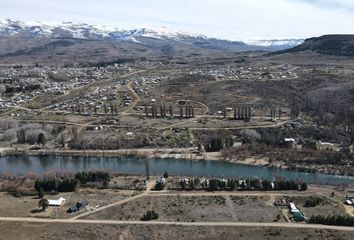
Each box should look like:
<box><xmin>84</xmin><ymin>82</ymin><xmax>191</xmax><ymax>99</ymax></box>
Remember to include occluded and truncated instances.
<box><xmin>0</xmin><ymin>0</ymin><xmax>354</xmax><ymax>239</ymax></box>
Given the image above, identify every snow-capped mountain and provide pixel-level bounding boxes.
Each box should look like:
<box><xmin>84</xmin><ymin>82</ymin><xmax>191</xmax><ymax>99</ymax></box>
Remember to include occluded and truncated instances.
<box><xmin>0</xmin><ymin>19</ymin><xmax>302</xmax><ymax>51</ymax></box>
<box><xmin>0</xmin><ymin>19</ymin><xmax>206</xmax><ymax>42</ymax></box>
<box><xmin>246</xmin><ymin>39</ymin><xmax>305</xmax><ymax>48</ymax></box>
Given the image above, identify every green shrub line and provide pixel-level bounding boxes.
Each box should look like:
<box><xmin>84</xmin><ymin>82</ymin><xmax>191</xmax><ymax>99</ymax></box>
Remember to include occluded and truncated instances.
<box><xmin>308</xmin><ymin>214</ymin><xmax>354</xmax><ymax>227</ymax></box>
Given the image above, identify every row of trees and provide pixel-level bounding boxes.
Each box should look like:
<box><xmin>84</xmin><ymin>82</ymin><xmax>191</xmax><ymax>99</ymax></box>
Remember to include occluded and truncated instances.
<box><xmin>299</xmin><ymin>97</ymin><xmax>354</xmax><ymax>143</ymax></box>
<box><xmin>179</xmin><ymin>177</ymin><xmax>307</xmax><ymax>191</ymax></box>
<box><xmin>11</xmin><ymin>123</ymin><xmax>49</xmax><ymax>145</ymax></box>
<box><xmin>308</xmin><ymin>215</ymin><xmax>354</xmax><ymax>227</ymax></box>
<box><xmin>34</xmin><ymin>178</ymin><xmax>78</xmax><ymax>193</ymax></box>
<box><xmin>73</xmin><ymin>104</ymin><xmax>119</xmax><ymax>116</ymax></box>
<box><xmin>34</xmin><ymin>170</ymin><xmax>112</xmax><ymax>194</ymax></box>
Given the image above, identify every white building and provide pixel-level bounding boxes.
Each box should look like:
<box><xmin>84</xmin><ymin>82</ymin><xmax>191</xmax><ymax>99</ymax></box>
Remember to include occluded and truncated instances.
<box><xmin>48</xmin><ymin>197</ymin><xmax>66</xmax><ymax>206</ymax></box>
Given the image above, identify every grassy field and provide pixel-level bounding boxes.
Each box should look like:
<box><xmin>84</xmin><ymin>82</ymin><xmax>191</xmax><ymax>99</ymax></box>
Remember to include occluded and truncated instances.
<box><xmin>85</xmin><ymin>195</ymin><xmax>285</xmax><ymax>222</ymax></box>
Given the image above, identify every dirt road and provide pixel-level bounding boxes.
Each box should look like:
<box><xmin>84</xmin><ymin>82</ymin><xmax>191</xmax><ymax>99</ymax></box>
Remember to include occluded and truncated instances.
<box><xmin>71</xmin><ymin>180</ymin><xmax>155</xmax><ymax>219</ymax></box>
<box><xmin>0</xmin><ymin>218</ymin><xmax>353</xmax><ymax>232</ymax></box>
<box><xmin>147</xmin><ymin>192</ymin><xmax>310</xmax><ymax>197</ymax></box>
<box><xmin>121</xmin><ymin>82</ymin><xmax>141</xmax><ymax>115</ymax></box>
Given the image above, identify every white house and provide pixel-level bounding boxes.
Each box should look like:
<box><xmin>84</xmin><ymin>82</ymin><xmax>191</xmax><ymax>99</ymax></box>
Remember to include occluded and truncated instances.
<box><xmin>345</xmin><ymin>196</ymin><xmax>354</xmax><ymax>205</ymax></box>
<box><xmin>48</xmin><ymin>197</ymin><xmax>66</xmax><ymax>206</ymax></box>
<box><xmin>289</xmin><ymin>202</ymin><xmax>300</xmax><ymax>213</ymax></box>
<box><xmin>156</xmin><ymin>177</ymin><xmax>166</xmax><ymax>184</ymax></box>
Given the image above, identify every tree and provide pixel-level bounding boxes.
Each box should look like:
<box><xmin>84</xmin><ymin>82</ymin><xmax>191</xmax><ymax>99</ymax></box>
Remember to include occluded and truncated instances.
<box><xmin>179</xmin><ymin>179</ymin><xmax>187</xmax><ymax>190</ymax></box>
<box><xmin>38</xmin><ymin>188</ymin><xmax>45</xmax><ymax>198</ymax></box>
<box><xmin>300</xmin><ymin>182</ymin><xmax>308</xmax><ymax>191</ymax></box>
<box><xmin>16</xmin><ymin>128</ymin><xmax>26</xmax><ymax>144</ymax></box>
<box><xmin>38</xmin><ymin>198</ymin><xmax>49</xmax><ymax>211</ymax></box>
<box><xmin>145</xmin><ymin>161</ymin><xmax>151</xmax><ymax>180</ymax></box>
<box><xmin>38</xmin><ymin>133</ymin><xmax>46</xmax><ymax>145</ymax></box>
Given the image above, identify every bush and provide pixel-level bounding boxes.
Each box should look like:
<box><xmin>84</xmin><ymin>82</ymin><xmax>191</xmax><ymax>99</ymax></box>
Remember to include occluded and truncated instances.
<box><xmin>300</xmin><ymin>182</ymin><xmax>308</xmax><ymax>191</ymax></box>
<box><xmin>13</xmin><ymin>190</ymin><xmax>22</xmax><ymax>198</ymax></box>
<box><xmin>141</xmin><ymin>210</ymin><xmax>159</xmax><ymax>221</ymax></box>
<box><xmin>303</xmin><ymin>197</ymin><xmax>323</xmax><ymax>207</ymax></box>
<box><xmin>154</xmin><ymin>182</ymin><xmax>165</xmax><ymax>191</ymax></box>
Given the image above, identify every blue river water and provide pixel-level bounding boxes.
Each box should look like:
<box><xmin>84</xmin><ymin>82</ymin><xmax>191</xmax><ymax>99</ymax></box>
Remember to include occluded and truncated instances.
<box><xmin>0</xmin><ymin>155</ymin><xmax>353</xmax><ymax>185</ymax></box>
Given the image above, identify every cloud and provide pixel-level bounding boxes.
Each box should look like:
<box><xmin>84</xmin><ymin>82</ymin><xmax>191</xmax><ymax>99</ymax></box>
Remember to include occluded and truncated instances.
<box><xmin>0</xmin><ymin>0</ymin><xmax>353</xmax><ymax>40</ymax></box>
<box><xmin>294</xmin><ymin>0</ymin><xmax>354</xmax><ymax>11</ymax></box>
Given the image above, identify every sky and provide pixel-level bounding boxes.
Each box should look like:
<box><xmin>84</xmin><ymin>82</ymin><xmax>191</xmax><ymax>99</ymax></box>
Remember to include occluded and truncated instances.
<box><xmin>0</xmin><ymin>0</ymin><xmax>354</xmax><ymax>40</ymax></box>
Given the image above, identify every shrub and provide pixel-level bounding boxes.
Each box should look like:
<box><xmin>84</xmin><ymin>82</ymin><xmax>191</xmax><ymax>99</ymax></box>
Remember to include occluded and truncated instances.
<box><xmin>303</xmin><ymin>197</ymin><xmax>323</xmax><ymax>208</ymax></box>
<box><xmin>300</xmin><ymin>182</ymin><xmax>308</xmax><ymax>191</ymax></box>
<box><xmin>141</xmin><ymin>210</ymin><xmax>159</xmax><ymax>221</ymax></box>
<box><xmin>154</xmin><ymin>182</ymin><xmax>165</xmax><ymax>191</ymax></box>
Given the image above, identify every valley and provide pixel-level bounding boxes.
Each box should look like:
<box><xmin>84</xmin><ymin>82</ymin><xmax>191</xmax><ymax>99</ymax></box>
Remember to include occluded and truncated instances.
<box><xmin>0</xmin><ymin>18</ymin><xmax>354</xmax><ymax>240</ymax></box>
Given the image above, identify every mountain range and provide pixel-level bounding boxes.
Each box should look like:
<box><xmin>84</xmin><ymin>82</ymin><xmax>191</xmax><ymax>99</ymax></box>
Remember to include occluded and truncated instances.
<box><xmin>0</xmin><ymin>19</ymin><xmax>303</xmax><ymax>52</ymax></box>
<box><xmin>7</xmin><ymin>19</ymin><xmax>354</xmax><ymax>65</ymax></box>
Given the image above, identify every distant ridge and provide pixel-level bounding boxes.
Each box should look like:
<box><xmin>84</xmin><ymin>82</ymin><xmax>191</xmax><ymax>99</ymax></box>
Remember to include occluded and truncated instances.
<box><xmin>277</xmin><ymin>35</ymin><xmax>354</xmax><ymax>56</ymax></box>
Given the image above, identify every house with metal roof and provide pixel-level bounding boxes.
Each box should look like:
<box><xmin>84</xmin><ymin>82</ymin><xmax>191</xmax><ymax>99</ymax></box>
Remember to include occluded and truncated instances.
<box><xmin>48</xmin><ymin>197</ymin><xmax>66</xmax><ymax>206</ymax></box>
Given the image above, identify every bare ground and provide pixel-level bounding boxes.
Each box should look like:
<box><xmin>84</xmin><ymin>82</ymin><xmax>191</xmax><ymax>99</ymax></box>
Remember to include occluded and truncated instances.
<box><xmin>1</xmin><ymin>221</ymin><xmax>354</xmax><ymax>240</ymax></box>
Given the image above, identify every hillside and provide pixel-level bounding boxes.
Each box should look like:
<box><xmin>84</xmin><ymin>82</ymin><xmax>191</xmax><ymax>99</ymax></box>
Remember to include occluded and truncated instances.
<box><xmin>279</xmin><ymin>35</ymin><xmax>354</xmax><ymax>56</ymax></box>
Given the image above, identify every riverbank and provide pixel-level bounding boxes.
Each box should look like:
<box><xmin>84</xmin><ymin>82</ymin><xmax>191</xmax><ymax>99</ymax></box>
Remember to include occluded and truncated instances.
<box><xmin>0</xmin><ymin>147</ymin><xmax>213</xmax><ymax>159</ymax></box>
<box><xmin>1</xmin><ymin>147</ymin><xmax>275</xmax><ymax>167</ymax></box>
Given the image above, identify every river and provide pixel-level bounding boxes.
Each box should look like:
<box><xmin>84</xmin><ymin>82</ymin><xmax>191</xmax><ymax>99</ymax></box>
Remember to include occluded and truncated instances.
<box><xmin>0</xmin><ymin>155</ymin><xmax>353</xmax><ymax>185</ymax></box>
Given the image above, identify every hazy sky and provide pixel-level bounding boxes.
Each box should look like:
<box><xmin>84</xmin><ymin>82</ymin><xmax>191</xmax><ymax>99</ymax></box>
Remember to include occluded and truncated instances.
<box><xmin>1</xmin><ymin>0</ymin><xmax>354</xmax><ymax>40</ymax></box>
